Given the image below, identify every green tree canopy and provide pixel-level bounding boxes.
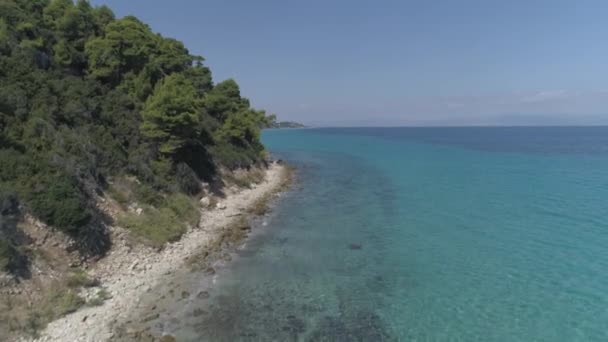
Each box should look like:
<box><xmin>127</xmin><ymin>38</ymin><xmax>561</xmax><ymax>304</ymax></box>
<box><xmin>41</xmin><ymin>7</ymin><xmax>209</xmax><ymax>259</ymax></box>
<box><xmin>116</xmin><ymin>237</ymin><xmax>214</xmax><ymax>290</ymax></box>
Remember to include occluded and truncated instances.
<box><xmin>85</xmin><ymin>16</ymin><xmax>156</xmax><ymax>83</ymax></box>
<box><xmin>141</xmin><ymin>73</ymin><xmax>202</xmax><ymax>155</ymax></box>
<box><xmin>203</xmin><ymin>79</ymin><xmax>249</xmax><ymax>121</ymax></box>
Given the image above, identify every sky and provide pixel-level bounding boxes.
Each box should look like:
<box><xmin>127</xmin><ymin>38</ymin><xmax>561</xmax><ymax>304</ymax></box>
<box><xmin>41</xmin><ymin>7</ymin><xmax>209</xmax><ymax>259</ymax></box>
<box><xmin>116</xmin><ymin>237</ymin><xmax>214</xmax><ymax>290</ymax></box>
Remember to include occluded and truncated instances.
<box><xmin>91</xmin><ymin>0</ymin><xmax>608</xmax><ymax>126</ymax></box>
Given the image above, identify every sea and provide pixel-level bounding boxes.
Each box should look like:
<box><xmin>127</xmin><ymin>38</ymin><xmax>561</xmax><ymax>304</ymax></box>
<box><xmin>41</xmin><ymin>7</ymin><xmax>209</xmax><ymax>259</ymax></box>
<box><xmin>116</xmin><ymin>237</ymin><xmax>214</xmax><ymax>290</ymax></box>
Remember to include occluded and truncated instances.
<box><xmin>166</xmin><ymin>127</ymin><xmax>608</xmax><ymax>341</ymax></box>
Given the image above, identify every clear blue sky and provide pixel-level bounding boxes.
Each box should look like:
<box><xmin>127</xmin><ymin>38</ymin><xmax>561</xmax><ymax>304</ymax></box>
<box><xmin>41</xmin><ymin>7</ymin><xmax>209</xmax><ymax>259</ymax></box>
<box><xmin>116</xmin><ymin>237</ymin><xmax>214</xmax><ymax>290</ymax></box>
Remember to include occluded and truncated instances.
<box><xmin>92</xmin><ymin>0</ymin><xmax>608</xmax><ymax>126</ymax></box>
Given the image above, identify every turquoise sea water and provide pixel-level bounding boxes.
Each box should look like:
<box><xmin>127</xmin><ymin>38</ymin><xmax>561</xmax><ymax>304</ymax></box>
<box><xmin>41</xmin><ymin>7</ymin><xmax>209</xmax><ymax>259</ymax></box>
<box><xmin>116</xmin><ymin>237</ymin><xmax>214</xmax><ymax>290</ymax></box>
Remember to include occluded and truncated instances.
<box><xmin>171</xmin><ymin>127</ymin><xmax>608</xmax><ymax>341</ymax></box>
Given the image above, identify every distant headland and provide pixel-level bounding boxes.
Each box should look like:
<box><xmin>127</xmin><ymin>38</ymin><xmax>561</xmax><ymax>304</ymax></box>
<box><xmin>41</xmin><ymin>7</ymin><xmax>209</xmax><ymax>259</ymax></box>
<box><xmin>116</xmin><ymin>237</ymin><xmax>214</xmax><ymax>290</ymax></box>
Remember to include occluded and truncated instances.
<box><xmin>270</xmin><ymin>121</ymin><xmax>306</xmax><ymax>129</ymax></box>
<box><xmin>263</xmin><ymin>115</ymin><xmax>306</xmax><ymax>128</ymax></box>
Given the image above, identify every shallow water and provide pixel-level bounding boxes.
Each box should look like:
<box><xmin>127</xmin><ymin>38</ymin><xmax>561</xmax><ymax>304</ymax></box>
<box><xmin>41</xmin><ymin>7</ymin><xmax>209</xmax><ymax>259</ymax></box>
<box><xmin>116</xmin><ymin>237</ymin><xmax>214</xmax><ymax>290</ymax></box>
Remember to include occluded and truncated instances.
<box><xmin>165</xmin><ymin>127</ymin><xmax>608</xmax><ymax>341</ymax></box>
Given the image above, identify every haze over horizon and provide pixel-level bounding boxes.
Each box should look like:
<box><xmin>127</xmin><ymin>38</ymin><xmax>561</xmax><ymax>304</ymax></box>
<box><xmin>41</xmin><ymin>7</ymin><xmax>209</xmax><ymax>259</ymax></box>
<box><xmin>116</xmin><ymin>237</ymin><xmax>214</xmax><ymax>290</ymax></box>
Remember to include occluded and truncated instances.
<box><xmin>92</xmin><ymin>0</ymin><xmax>608</xmax><ymax>126</ymax></box>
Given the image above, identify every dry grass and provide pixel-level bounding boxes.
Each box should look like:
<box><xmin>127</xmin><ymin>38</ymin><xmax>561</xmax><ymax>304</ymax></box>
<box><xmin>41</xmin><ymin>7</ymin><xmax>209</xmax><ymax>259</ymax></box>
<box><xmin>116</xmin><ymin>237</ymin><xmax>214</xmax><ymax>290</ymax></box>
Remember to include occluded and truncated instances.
<box><xmin>66</xmin><ymin>269</ymin><xmax>99</xmax><ymax>288</ymax></box>
<box><xmin>0</xmin><ymin>279</ymin><xmax>86</xmax><ymax>338</ymax></box>
<box><xmin>223</xmin><ymin>167</ymin><xmax>267</xmax><ymax>189</ymax></box>
<box><xmin>117</xmin><ymin>193</ymin><xmax>200</xmax><ymax>248</ymax></box>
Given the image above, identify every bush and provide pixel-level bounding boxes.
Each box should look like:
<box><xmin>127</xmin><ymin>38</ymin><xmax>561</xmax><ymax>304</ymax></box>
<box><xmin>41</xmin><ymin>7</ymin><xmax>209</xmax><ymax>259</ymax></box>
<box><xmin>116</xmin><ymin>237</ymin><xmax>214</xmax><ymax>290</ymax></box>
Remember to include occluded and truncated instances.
<box><xmin>0</xmin><ymin>192</ymin><xmax>19</xmax><ymax>215</ymax></box>
<box><xmin>133</xmin><ymin>182</ymin><xmax>165</xmax><ymax>207</ymax></box>
<box><xmin>0</xmin><ymin>239</ymin><xmax>15</xmax><ymax>272</ymax></box>
<box><xmin>211</xmin><ymin>143</ymin><xmax>261</xmax><ymax>170</ymax></box>
<box><xmin>27</xmin><ymin>173</ymin><xmax>91</xmax><ymax>233</ymax></box>
<box><xmin>87</xmin><ymin>288</ymin><xmax>112</xmax><ymax>307</ymax></box>
<box><xmin>175</xmin><ymin>162</ymin><xmax>201</xmax><ymax>195</ymax></box>
<box><xmin>105</xmin><ymin>183</ymin><xmax>129</xmax><ymax>207</ymax></box>
<box><xmin>0</xmin><ymin>149</ymin><xmax>29</xmax><ymax>185</ymax></box>
<box><xmin>66</xmin><ymin>269</ymin><xmax>98</xmax><ymax>288</ymax></box>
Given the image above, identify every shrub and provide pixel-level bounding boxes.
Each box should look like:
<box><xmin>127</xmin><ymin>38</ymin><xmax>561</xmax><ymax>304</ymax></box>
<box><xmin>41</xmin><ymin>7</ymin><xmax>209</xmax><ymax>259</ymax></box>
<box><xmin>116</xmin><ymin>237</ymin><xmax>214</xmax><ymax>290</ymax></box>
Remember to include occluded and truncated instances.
<box><xmin>0</xmin><ymin>192</ymin><xmax>19</xmax><ymax>215</ymax></box>
<box><xmin>210</xmin><ymin>143</ymin><xmax>261</xmax><ymax>170</ymax></box>
<box><xmin>133</xmin><ymin>182</ymin><xmax>165</xmax><ymax>207</ymax></box>
<box><xmin>175</xmin><ymin>162</ymin><xmax>201</xmax><ymax>195</ymax></box>
<box><xmin>27</xmin><ymin>173</ymin><xmax>91</xmax><ymax>233</ymax></box>
<box><xmin>0</xmin><ymin>239</ymin><xmax>15</xmax><ymax>272</ymax></box>
<box><xmin>66</xmin><ymin>269</ymin><xmax>98</xmax><ymax>288</ymax></box>
<box><xmin>105</xmin><ymin>183</ymin><xmax>129</xmax><ymax>207</ymax></box>
<box><xmin>87</xmin><ymin>288</ymin><xmax>111</xmax><ymax>307</ymax></box>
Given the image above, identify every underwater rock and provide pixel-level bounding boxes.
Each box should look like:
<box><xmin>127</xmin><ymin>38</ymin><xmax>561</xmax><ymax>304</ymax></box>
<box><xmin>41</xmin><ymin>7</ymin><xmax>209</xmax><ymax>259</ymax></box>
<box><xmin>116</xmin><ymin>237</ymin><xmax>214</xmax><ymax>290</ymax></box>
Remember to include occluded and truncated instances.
<box><xmin>197</xmin><ymin>290</ymin><xmax>210</xmax><ymax>299</ymax></box>
<box><xmin>192</xmin><ymin>308</ymin><xmax>207</xmax><ymax>317</ymax></box>
<box><xmin>348</xmin><ymin>243</ymin><xmax>362</xmax><ymax>250</ymax></box>
<box><xmin>307</xmin><ymin>311</ymin><xmax>392</xmax><ymax>341</ymax></box>
<box><xmin>282</xmin><ymin>314</ymin><xmax>306</xmax><ymax>335</ymax></box>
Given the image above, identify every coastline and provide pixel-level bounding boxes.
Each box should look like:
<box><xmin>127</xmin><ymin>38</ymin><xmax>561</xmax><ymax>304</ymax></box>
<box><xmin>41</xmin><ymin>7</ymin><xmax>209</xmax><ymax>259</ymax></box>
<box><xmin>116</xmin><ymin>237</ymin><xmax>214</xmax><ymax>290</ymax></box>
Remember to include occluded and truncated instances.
<box><xmin>26</xmin><ymin>162</ymin><xmax>292</xmax><ymax>342</ymax></box>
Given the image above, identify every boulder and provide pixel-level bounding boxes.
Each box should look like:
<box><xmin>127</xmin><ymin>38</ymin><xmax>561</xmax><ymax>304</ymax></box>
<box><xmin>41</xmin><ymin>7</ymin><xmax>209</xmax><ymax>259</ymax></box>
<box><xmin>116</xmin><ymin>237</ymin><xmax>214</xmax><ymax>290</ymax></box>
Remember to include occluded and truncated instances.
<box><xmin>199</xmin><ymin>197</ymin><xmax>211</xmax><ymax>207</ymax></box>
<box><xmin>348</xmin><ymin>243</ymin><xmax>362</xmax><ymax>250</ymax></box>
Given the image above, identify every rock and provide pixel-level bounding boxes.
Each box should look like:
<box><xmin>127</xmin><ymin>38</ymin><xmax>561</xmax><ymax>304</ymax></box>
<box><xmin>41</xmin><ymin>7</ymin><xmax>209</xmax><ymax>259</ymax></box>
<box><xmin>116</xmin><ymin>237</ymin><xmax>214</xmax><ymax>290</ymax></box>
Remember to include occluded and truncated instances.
<box><xmin>283</xmin><ymin>314</ymin><xmax>306</xmax><ymax>334</ymax></box>
<box><xmin>125</xmin><ymin>326</ymin><xmax>144</xmax><ymax>337</ymax></box>
<box><xmin>199</xmin><ymin>197</ymin><xmax>211</xmax><ymax>207</ymax></box>
<box><xmin>197</xmin><ymin>291</ymin><xmax>210</xmax><ymax>299</ymax></box>
<box><xmin>348</xmin><ymin>243</ymin><xmax>362</xmax><ymax>250</ymax></box>
<box><xmin>216</xmin><ymin>202</ymin><xmax>227</xmax><ymax>210</ymax></box>
<box><xmin>192</xmin><ymin>308</ymin><xmax>207</xmax><ymax>317</ymax></box>
<box><xmin>141</xmin><ymin>313</ymin><xmax>160</xmax><ymax>323</ymax></box>
<box><xmin>130</xmin><ymin>261</ymin><xmax>139</xmax><ymax>270</ymax></box>
<box><xmin>160</xmin><ymin>335</ymin><xmax>177</xmax><ymax>342</ymax></box>
<box><xmin>135</xmin><ymin>207</ymin><xmax>143</xmax><ymax>216</ymax></box>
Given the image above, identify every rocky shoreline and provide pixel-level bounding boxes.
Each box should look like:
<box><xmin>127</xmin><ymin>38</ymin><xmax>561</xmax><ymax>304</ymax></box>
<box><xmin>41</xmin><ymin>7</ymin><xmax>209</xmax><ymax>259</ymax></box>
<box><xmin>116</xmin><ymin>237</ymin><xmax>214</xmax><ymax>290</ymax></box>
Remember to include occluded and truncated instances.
<box><xmin>24</xmin><ymin>162</ymin><xmax>291</xmax><ymax>342</ymax></box>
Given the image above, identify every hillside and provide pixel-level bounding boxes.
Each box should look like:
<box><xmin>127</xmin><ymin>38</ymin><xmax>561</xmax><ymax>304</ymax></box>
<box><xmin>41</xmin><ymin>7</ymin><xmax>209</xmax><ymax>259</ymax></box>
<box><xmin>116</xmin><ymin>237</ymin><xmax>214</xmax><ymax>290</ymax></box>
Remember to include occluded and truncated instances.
<box><xmin>0</xmin><ymin>0</ymin><xmax>278</xmax><ymax>337</ymax></box>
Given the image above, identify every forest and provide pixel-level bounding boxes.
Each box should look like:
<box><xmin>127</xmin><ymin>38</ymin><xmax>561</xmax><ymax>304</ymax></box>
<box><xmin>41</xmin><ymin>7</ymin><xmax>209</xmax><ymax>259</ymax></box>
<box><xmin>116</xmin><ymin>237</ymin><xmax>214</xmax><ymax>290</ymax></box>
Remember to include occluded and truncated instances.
<box><xmin>0</xmin><ymin>0</ymin><xmax>274</xmax><ymax>271</ymax></box>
